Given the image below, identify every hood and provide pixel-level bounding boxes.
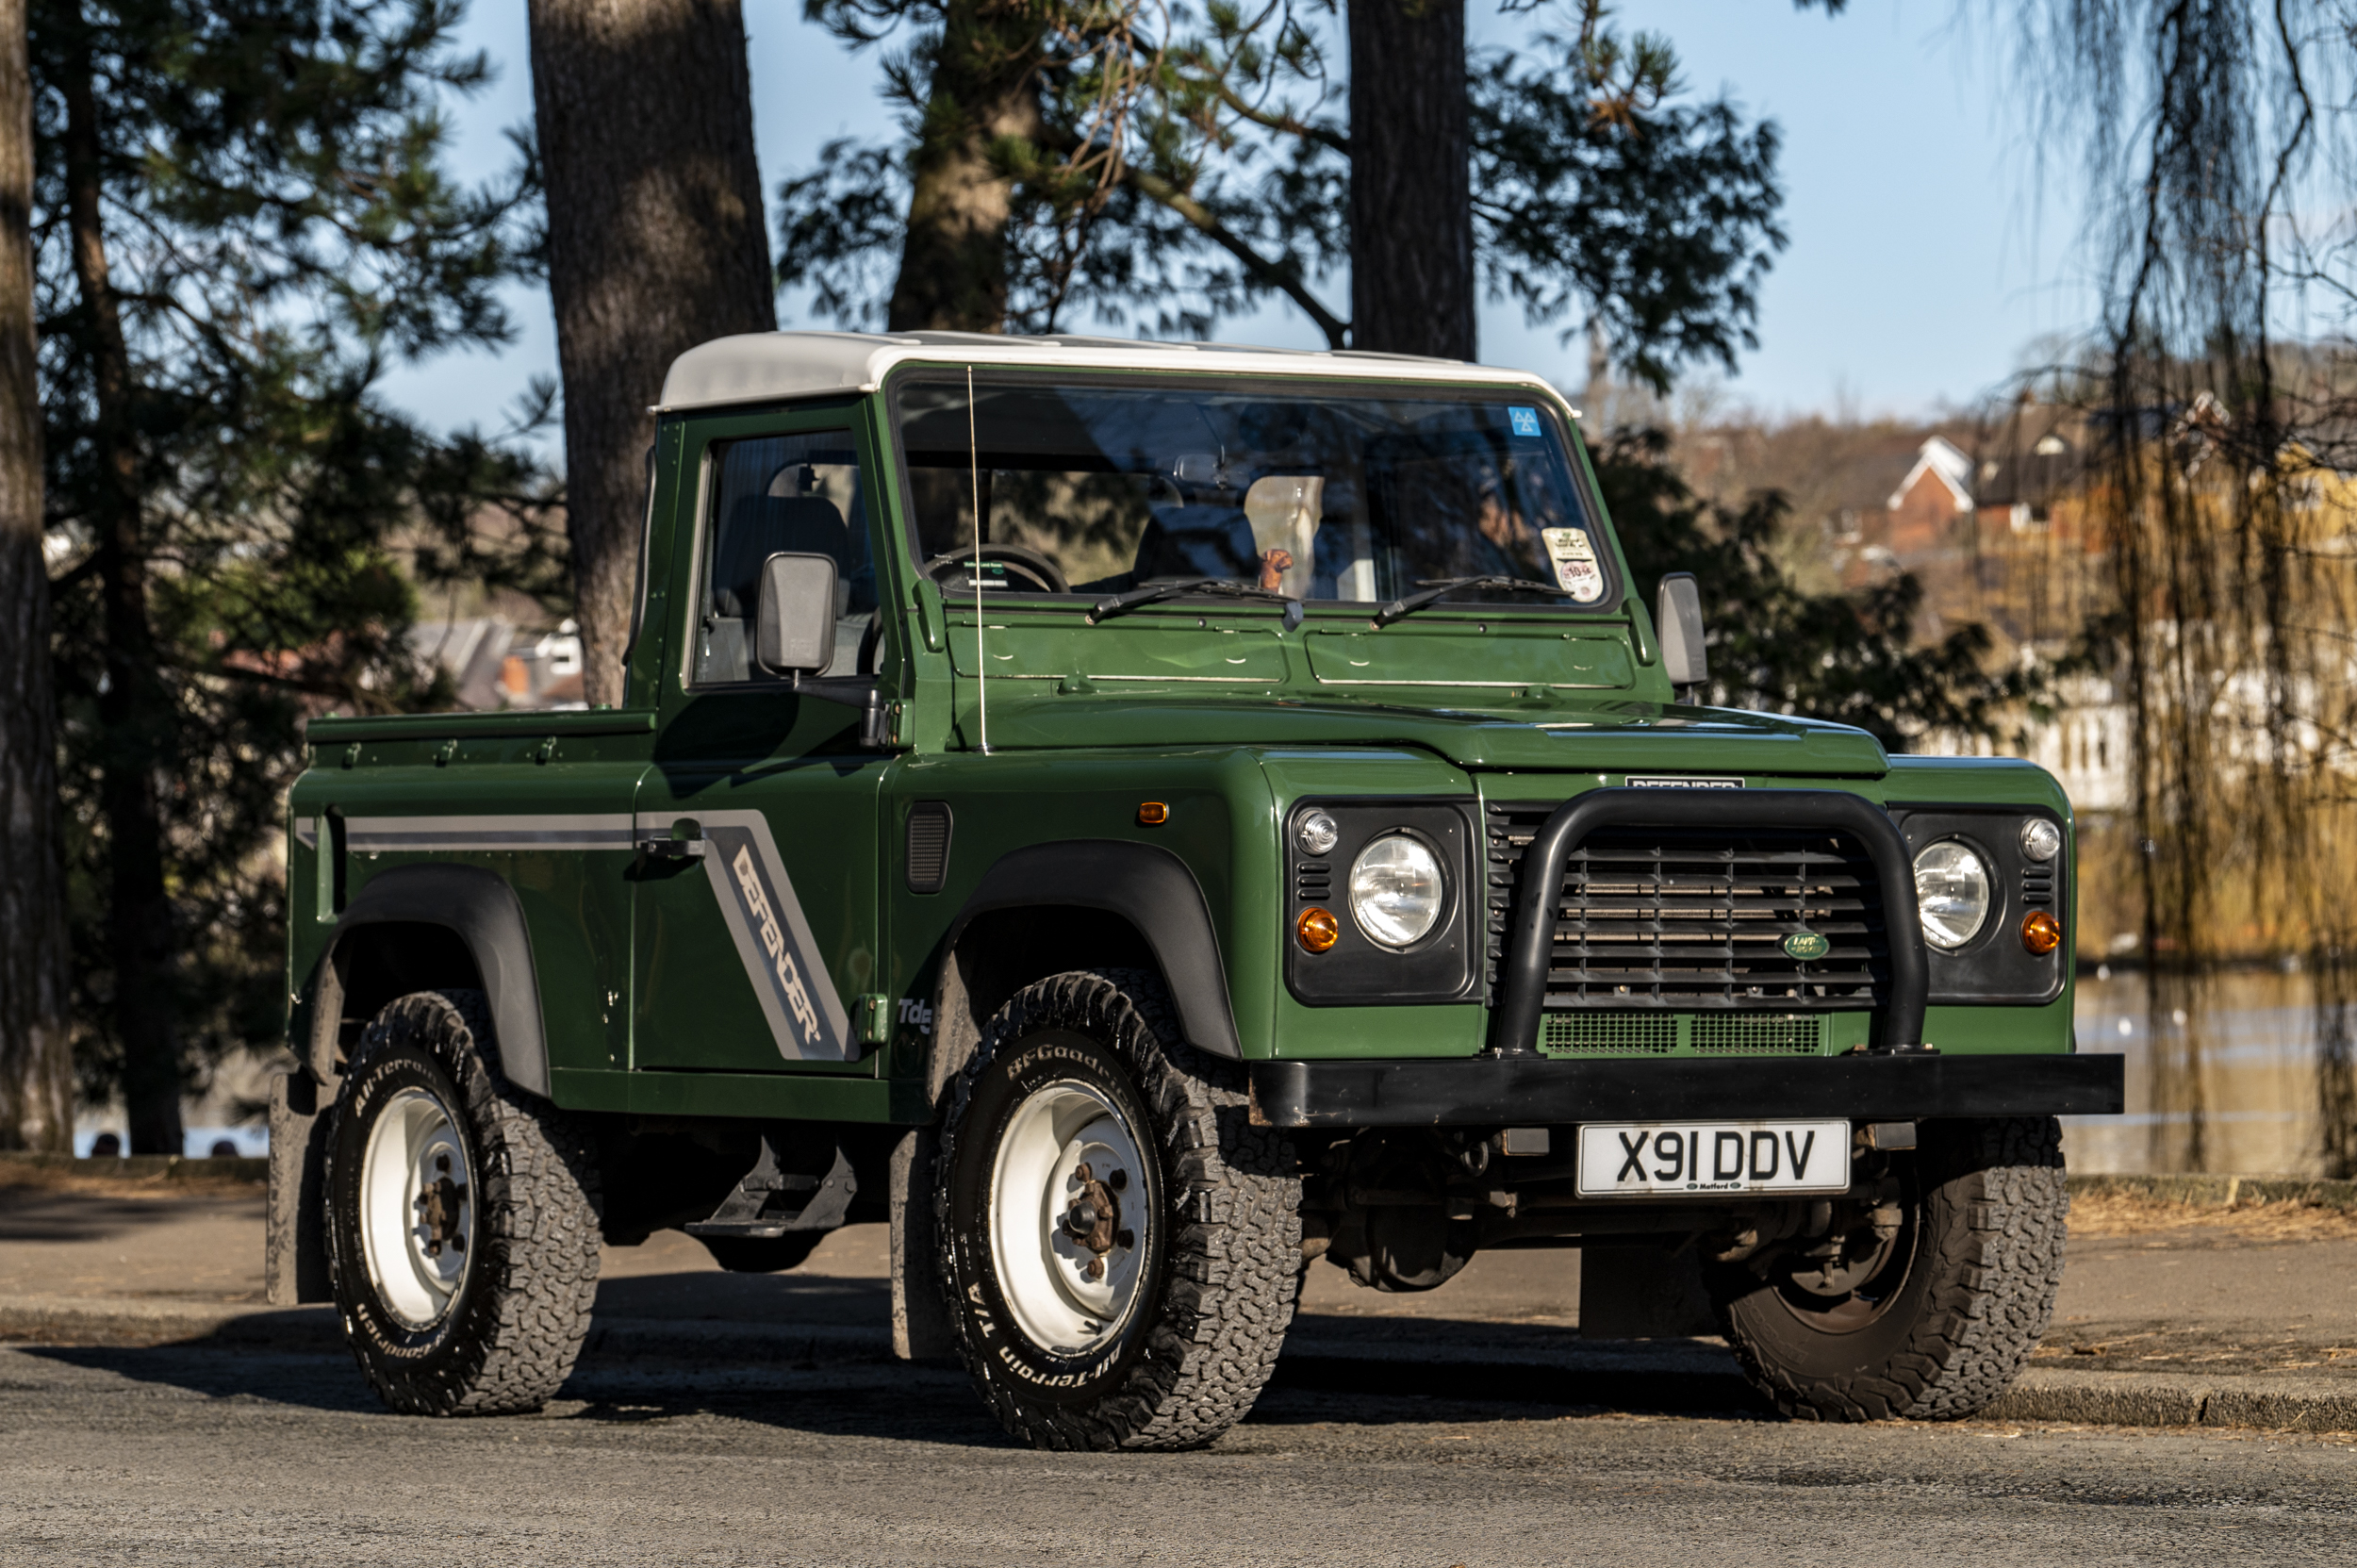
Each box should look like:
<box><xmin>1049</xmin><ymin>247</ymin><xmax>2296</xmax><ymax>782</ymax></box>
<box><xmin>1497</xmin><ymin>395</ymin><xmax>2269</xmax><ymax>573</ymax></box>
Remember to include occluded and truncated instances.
<box><xmin>974</xmin><ymin>692</ymin><xmax>1890</xmax><ymax>777</ymax></box>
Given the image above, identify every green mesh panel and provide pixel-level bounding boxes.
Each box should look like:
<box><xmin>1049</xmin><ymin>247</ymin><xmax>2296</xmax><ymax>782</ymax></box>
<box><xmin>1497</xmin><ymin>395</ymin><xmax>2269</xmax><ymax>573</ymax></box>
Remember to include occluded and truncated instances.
<box><xmin>1689</xmin><ymin>1014</ymin><xmax>1826</xmax><ymax>1055</ymax></box>
<box><xmin>1540</xmin><ymin>1013</ymin><xmax>1678</xmax><ymax>1055</ymax></box>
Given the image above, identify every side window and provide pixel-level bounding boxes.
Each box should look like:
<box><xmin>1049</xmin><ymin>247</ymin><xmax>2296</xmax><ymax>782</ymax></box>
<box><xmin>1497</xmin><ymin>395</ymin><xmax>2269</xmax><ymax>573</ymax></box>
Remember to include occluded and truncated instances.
<box><xmin>694</xmin><ymin>431</ymin><xmax>875</xmax><ymax>685</ymax></box>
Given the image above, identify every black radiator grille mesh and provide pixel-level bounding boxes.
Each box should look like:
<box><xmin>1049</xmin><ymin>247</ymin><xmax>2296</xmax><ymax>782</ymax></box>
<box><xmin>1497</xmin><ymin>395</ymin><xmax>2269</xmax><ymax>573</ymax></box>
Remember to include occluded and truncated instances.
<box><xmin>1486</xmin><ymin>801</ymin><xmax>1890</xmax><ymax>1011</ymax></box>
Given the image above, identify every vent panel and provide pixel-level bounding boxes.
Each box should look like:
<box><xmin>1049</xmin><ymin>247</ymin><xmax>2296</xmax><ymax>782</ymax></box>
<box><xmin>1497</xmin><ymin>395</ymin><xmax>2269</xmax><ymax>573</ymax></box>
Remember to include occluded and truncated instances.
<box><xmin>905</xmin><ymin>801</ymin><xmax>953</xmax><ymax>894</ymax></box>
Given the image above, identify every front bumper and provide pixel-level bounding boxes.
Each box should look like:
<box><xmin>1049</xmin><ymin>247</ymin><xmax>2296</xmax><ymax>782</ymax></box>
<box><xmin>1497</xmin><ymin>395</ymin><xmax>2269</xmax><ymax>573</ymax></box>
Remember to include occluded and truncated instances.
<box><xmin>1247</xmin><ymin>1052</ymin><xmax>2125</xmax><ymax>1130</ymax></box>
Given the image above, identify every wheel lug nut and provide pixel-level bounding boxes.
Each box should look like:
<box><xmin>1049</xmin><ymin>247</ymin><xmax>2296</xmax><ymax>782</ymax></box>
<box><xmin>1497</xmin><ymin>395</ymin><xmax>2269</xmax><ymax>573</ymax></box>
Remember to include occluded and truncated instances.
<box><xmin>1084</xmin><ymin>1259</ymin><xmax>1105</xmax><ymax>1281</ymax></box>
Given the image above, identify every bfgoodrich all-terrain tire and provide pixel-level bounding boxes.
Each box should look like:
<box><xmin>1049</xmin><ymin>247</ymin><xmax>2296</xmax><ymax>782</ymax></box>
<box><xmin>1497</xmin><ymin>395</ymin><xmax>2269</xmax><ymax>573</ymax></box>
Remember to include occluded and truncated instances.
<box><xmin>1709</xmin><ymin>1115</ymin><xmax>2069</xmax><ymax>1422</ymax></box>
<box><xmin>323</xmin><ymin>989</ymin><xmax>602</xmax><ymax>1415</ymax></box>
<box><xmin>937</xmin><ymin>969</ymin><xmax>1301</xmax><ymax>1451</ymax></box>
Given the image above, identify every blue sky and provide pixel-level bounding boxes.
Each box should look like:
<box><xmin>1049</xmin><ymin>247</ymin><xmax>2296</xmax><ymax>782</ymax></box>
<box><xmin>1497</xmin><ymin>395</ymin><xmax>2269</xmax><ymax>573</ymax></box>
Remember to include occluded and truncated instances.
<box><xmin>376</xmin><ymin>0</ymin><xmax>2099</xmax><ymax>440</ymax></box>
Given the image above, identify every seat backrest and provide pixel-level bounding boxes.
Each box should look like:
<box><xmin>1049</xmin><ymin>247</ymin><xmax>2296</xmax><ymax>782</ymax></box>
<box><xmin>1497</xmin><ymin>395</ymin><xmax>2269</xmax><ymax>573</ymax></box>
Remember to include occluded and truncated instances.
<box><xmin>713</xmin><ymin>495</ymin><xmax>851</xmax><ymax>616</ymax></box>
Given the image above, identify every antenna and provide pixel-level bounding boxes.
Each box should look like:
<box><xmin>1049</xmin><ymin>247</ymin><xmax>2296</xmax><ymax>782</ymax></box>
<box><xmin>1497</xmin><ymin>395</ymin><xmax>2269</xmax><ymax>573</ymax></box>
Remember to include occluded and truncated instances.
<box><xmin>967</xmin><ymin>365</ymin><xmax>990</xmax><ymax>755</ymax></box>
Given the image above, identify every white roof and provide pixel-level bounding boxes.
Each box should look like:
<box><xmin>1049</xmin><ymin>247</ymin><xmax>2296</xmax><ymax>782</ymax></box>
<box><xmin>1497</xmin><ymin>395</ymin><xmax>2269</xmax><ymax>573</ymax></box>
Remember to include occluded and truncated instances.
<box><xmin>1887</xmin><ymin>436</ymin><xmax>1976</xmax><ymax>513</ymax></box>
<box><xmin>658</xmin><ymin>330</ymin><xmax>1564</xmax><ymax>413</ymax></box>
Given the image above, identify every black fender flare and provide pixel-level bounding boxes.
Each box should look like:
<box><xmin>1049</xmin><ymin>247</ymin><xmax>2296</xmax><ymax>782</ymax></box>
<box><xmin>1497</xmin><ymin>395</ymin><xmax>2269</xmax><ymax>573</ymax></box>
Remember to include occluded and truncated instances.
<box><xmin>945</xmin><ymin>839</ymin><xmax>1243</xmax><ymax>1060</ymax></box>
<box><xmin>325</xmin><ymin>864</ymin><xmax>551</xmax><ymax>1098</ymax></box>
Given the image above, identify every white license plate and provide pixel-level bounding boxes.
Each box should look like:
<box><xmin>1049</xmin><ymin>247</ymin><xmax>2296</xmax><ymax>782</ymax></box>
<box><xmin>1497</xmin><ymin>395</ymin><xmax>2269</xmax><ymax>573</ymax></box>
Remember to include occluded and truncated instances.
<box><xmin>1574</xmin><ymin>1120</ymin><xmax>1850</xmax><ymax>1197</ymax></box>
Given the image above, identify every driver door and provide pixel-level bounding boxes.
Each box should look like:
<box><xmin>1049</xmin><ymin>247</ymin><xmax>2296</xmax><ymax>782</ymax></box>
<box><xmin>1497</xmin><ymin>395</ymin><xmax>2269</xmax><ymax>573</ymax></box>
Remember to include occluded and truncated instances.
<box><xmin>631</xmin><ymin>405</ymin><xmax>889</xmax><ymax>1073</ymax></box>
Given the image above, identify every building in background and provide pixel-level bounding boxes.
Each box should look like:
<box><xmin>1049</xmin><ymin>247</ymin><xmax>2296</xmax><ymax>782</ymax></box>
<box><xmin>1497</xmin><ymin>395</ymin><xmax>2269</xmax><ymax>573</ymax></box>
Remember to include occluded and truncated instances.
<box><xmin>406</xmin><ymin>618</ymin><xmax>585</xmax><ymax>710</ymax></box>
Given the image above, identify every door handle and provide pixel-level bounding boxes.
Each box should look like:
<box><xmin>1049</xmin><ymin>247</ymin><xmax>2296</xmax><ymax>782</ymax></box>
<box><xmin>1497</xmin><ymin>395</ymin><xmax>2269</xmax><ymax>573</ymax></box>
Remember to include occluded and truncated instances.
<box><xmin>638</xmin><ymin>820</ymin><xmax>707</xmax><ymax>861</ymax></box>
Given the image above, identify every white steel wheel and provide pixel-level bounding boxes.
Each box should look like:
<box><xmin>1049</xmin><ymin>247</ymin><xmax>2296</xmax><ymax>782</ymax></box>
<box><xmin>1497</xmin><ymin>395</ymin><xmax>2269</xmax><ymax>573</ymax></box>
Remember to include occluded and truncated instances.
<box><xmin>357</xmin><ymin>1084</ymin><xmax>473</xmax><ymax>1329</ymax></box>
<box><xmin>325</xmin><ymin>990</ymin><xmax>602</xmax><ymax>1417</ymax></box>
<box><xmin>987</xmin><ymin>1079</ymin><xmax>1150</xmax><ymax>1356</ymax></box>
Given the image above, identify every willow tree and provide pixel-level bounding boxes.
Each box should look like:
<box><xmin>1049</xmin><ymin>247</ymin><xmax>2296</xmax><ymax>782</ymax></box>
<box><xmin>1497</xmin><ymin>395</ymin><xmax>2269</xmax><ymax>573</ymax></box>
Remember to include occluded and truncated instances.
<box><xmin>2022</xmin><ymin>0</ymin><xmax>2357</xmax><ymax>1172</ymax></box>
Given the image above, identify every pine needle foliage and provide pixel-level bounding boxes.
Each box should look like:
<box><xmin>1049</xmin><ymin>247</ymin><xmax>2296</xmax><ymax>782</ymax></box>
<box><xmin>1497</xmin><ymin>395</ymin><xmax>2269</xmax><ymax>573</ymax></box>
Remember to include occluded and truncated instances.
<box><xmin>778</xmin><ymin>0</ymin><xmax>1787</xmax><ymax>384</ymax></box>
<box><xmin>29</xmin><ymin>0</ymin><xmax>557</xmax><ymax>1139</ymax></box>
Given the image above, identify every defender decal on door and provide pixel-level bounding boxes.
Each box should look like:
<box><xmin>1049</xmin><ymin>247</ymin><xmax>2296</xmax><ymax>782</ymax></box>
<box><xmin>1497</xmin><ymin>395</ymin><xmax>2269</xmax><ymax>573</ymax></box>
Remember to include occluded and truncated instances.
<box><xmin>648</xmin><ymin>810</ymin><xmax>854</xmax><ymax>1062</ymax></box>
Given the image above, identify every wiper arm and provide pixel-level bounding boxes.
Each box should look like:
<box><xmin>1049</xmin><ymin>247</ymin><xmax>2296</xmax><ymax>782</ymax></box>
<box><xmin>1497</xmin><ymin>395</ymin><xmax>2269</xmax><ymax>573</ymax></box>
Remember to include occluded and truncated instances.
<box><xmin>1373</xmin><ymin>575</ymin><xmax>1565</xmax><ymax>627</ymax></box>
<box><xmin>1088</xmin><ymin>576</ymin><xmax>1304</xmax><ymax>628</ymax></box>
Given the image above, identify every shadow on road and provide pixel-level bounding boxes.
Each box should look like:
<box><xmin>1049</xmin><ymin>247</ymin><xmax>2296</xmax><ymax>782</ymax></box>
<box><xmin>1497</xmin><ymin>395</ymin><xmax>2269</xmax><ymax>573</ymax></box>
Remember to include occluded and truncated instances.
<box><xmin>0</xmin><ymin>1184</ymin><xmax>259</xmax><ymax>1245</ymax></box>
<box><xmin>18</xmin><ymin>1314</ymin><xmax>1772</xmax><ymax>1445</ymax></box>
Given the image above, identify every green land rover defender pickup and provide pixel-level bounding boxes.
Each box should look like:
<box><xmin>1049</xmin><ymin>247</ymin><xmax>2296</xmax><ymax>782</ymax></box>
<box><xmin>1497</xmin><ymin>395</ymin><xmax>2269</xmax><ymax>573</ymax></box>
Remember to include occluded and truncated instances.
<box><xmin>269</xmin><ymin>330</ymin><xmax>2121</xmax><ymax>1447</ymax></box>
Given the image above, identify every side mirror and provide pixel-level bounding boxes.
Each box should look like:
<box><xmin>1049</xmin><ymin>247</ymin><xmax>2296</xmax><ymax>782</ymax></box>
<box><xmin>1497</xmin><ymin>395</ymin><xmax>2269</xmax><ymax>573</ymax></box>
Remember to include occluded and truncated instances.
<box><xmin>756</xmin><ymin>552</ymin><xmax>840</xmax><ymax>677</ymax></box>
<box><xmin>1655</xmin><ymin>572</ymin><xmax>1707</xmax><ymax>700</ymax></box>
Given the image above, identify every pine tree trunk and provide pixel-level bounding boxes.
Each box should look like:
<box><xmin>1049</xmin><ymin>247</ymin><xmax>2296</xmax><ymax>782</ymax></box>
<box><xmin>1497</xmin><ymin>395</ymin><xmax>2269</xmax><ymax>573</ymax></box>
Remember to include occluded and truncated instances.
<box><xmin>1347</xmin><ymin>0</ymin><xmax>1474</xmax><ymax>359</ymax></box>
<box><xmin>528</xmin><ymin>0</ymin><xmax>775</xmax><ymax>707</ymax></box>
<box><xmin>62</xmin><ymin>38</ymin><xmax>180</xmax><ymax>1154</ymax></box>
<box><xmin>884</xmin><ymin>0</ymin><xmax>1044</xmax><ymax>333</ymax></box>
<box><xmin>0</xmin><ymin>0</ymin><xmax>72</xmax><ymax>1153</ymax></box>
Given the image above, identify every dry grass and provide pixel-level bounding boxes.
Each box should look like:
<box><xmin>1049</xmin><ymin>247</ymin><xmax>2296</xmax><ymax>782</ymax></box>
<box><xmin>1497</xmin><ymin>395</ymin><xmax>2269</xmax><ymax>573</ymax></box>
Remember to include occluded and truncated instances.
<box><xmin>2069</xmin><ymin>1187</ymin><xmax>2357</xmax><ymax>1241</ymax></box>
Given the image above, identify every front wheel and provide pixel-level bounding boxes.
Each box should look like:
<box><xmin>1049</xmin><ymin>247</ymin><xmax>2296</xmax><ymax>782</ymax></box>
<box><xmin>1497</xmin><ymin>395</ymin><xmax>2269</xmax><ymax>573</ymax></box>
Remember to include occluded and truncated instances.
<box><xmin>323</xmin><ymin>989</ymin><xmax>602</xmax><ymax>1415</ymax></box>
<box><xmin>1708</xmin><ymin>1115</ymin><xmax>2069</xmax><ymax>1422</ymax></box>
<box><xmin>937</xmin><ymin>969</ymin><xmax>1301</xmax><ymax>1450</ymax></box>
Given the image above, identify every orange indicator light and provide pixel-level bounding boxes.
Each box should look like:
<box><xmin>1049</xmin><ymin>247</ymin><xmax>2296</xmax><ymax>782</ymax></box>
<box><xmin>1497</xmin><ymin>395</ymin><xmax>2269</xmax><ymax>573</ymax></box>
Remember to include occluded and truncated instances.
<box><xmin>2020</xmin><ymin>910</ymin><xmax>2063</xmax><ymax>956</ymax></box>
<box><xmin>1296</xmin><ymin>906</ymin><xmax>1340</xmax><ymax>952</ymax></box>
<box><xmin>1137</xmin><ymin>801</ymin><xmax>1169</xmax><ymax>826</ymax></box>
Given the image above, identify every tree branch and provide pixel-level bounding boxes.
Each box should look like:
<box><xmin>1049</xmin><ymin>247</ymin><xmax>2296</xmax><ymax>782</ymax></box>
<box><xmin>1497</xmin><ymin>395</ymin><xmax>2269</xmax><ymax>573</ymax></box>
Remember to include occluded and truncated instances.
<box><xmin>1210</xmin><ymin>82</ymin><xmax>1348</xmax><ymax>155</ymax></box>
<box><xmin>1121</xmin><ymin>167</ymin><xmax>1348</xmax><ymax>346</ymax></box>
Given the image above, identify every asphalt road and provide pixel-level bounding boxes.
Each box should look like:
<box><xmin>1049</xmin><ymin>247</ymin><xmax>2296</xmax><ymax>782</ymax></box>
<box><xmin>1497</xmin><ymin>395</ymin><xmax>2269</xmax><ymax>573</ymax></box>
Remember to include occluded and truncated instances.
<box><xmin>4</xmin><ymin>1343</ymin><xmax>2353</xmax><ymax>1566</ymax></box>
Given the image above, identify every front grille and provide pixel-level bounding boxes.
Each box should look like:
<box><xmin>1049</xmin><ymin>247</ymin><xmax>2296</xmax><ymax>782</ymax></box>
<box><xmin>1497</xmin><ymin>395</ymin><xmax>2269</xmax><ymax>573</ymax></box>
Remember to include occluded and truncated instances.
<box><xmin>1487</xmin><ymin>802</ymin><xmax>1890</xmax><ymax>1011</ymax></box>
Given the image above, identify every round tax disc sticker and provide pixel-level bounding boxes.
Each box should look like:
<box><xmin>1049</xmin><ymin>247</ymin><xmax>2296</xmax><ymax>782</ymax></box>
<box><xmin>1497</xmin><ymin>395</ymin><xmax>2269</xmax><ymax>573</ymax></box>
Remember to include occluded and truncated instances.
<box><xmin>1542</xmin><ymin>528</ymin><xmax>1604</xmax><ymax>602</ymax></box>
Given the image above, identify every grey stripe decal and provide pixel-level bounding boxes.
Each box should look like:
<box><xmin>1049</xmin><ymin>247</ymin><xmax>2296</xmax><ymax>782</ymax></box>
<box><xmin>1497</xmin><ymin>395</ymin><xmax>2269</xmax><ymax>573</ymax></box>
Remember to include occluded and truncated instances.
<box><xmin>646</xmin><ymin>809</ymin><xmax>853</xmax><ymax>1063</ymax></box>
<box><xmin>342</xmin><ymin>814</ymin><xmax>636</xmax><ymax>852</ymax></box>
<box><xmin>322</xmin><ymin>808</ymin><xmax>852</xmax><ymax>1065</ymax></box>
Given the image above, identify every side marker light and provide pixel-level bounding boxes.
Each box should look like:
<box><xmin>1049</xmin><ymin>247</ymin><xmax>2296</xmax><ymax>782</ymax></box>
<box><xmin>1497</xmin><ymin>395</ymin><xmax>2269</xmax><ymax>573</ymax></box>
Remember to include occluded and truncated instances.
<box><xmin>1296</xmin><ymin>907</ymin><xmax>1339</xmax><ymax>952</ymax></box>
<box><xmin>1137</xmin><ymin>801</ymin><xmax>1169</xmax><ymax>826</ymax></box>
<box><xmin>2020</xmin><ymin>910</ymin><xmax>2063</xmax><ymax>956</ymax></box>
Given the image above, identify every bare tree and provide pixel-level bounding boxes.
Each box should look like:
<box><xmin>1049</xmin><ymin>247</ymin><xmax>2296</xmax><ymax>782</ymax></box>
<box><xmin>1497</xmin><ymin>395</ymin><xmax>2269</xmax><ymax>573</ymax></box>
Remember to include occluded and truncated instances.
<box><xmin>528</xmin><ymin>0</ymin><xmax>776</xmax><ymax>706</ymax></box>
<box><xmin>1347</xmin><ymin>0</ymin><xmax>1474</xmax><ymax>357</ymax></box>
<box><xmin>0</xmin><ymin>0</ymin><xmax>69</xmax><ymax>1152</ymax></box>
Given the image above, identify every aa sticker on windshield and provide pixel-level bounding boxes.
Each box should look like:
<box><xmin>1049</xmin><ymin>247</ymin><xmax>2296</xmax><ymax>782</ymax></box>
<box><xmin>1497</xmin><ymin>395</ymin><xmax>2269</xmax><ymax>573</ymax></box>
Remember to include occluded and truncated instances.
<box><xmin>1543</xmin><ymin>527</ymin><xmax>1605</xmax><ymax>602</ymax></box>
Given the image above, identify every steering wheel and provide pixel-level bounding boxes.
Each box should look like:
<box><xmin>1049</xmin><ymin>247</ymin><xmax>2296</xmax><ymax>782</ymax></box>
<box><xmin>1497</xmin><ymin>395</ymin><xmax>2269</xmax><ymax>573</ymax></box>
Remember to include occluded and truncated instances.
<box><xmin>921</xmin><ymin>543</ymin><xmax>1068</xmax><ymax>596</ymax></box>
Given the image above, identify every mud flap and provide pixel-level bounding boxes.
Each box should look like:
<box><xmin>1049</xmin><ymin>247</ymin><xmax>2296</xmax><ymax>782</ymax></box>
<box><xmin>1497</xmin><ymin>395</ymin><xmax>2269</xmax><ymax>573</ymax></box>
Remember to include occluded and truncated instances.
<box><xmin>266</xmin><ymin>1071</ymin><xmax>334</xmax><ymax>1306</ymax></box>
<box><xmin>889</xmin><ymin>1128</ymin><xmax>957</xmax><ymax>1362</ymax></box>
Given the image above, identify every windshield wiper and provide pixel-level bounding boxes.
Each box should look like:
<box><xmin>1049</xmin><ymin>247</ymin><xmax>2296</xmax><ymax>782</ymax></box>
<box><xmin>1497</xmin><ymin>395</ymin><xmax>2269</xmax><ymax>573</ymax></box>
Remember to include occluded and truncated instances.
<box><xmin>1088</xmin><ymin>576</ymin><xmax>1304</xmax><ymax>629</ymax></box>
<box><xmin>1372</xmin><ymin>575</ymin><xmax>1565</xmax><ymax>627</ymax></box>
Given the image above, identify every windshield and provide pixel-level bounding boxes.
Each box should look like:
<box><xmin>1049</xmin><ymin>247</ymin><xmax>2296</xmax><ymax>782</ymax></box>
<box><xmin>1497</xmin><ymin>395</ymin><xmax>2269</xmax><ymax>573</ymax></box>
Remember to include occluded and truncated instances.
<box><xmin>892</xmin><ymin>374</ymin><xmax>1614</xmax><ymax>609</ymax></box>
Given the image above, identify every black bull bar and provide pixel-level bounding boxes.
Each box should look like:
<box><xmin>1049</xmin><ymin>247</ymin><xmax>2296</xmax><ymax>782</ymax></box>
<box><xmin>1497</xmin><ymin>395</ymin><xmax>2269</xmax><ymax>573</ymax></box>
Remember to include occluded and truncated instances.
<box><xmin>1247</xmin><ymin>788</ymin><xmax>2125</xmax><ymax>1130</ymax></box>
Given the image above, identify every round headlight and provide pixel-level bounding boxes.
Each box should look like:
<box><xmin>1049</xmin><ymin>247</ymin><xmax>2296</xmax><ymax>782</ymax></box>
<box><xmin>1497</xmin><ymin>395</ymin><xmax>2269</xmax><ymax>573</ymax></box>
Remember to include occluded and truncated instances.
<box><xmin>1913</xmin><ymin>840</ymin><xmax>1992</xmax><ymax>950</ymax></box>
<box><xmin>1348</xmin><ymin>834</ymin><xmax>1444</xmax><ymax>949</ymax></box>
<box><xmin>2019</xmin><ymin>817</ymin><xmax>2062</xmax><ymax>863</ymax></box>
<box><xmin>1295</xmin><ymin>809</ymin><xmax>1340</xmax><ymax>857</ymax></box>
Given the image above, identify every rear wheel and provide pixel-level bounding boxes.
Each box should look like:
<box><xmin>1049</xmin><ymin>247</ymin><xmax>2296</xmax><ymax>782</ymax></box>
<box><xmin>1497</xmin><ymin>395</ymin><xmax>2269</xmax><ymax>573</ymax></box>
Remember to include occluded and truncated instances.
<box><xmin>1708</xmin><ymin>1116</ymin><xmax>2068</xmax><ymax>1421</ymax></box>
<box><xmin>937</xmin><ymin>969</ymin><xmax>1301</xmax><ymax>1450</ymax></box>
<box><xmin>324</xmin><ymin>989</ymin><xmax>602</xmax><ymax>1415</ymax></box>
